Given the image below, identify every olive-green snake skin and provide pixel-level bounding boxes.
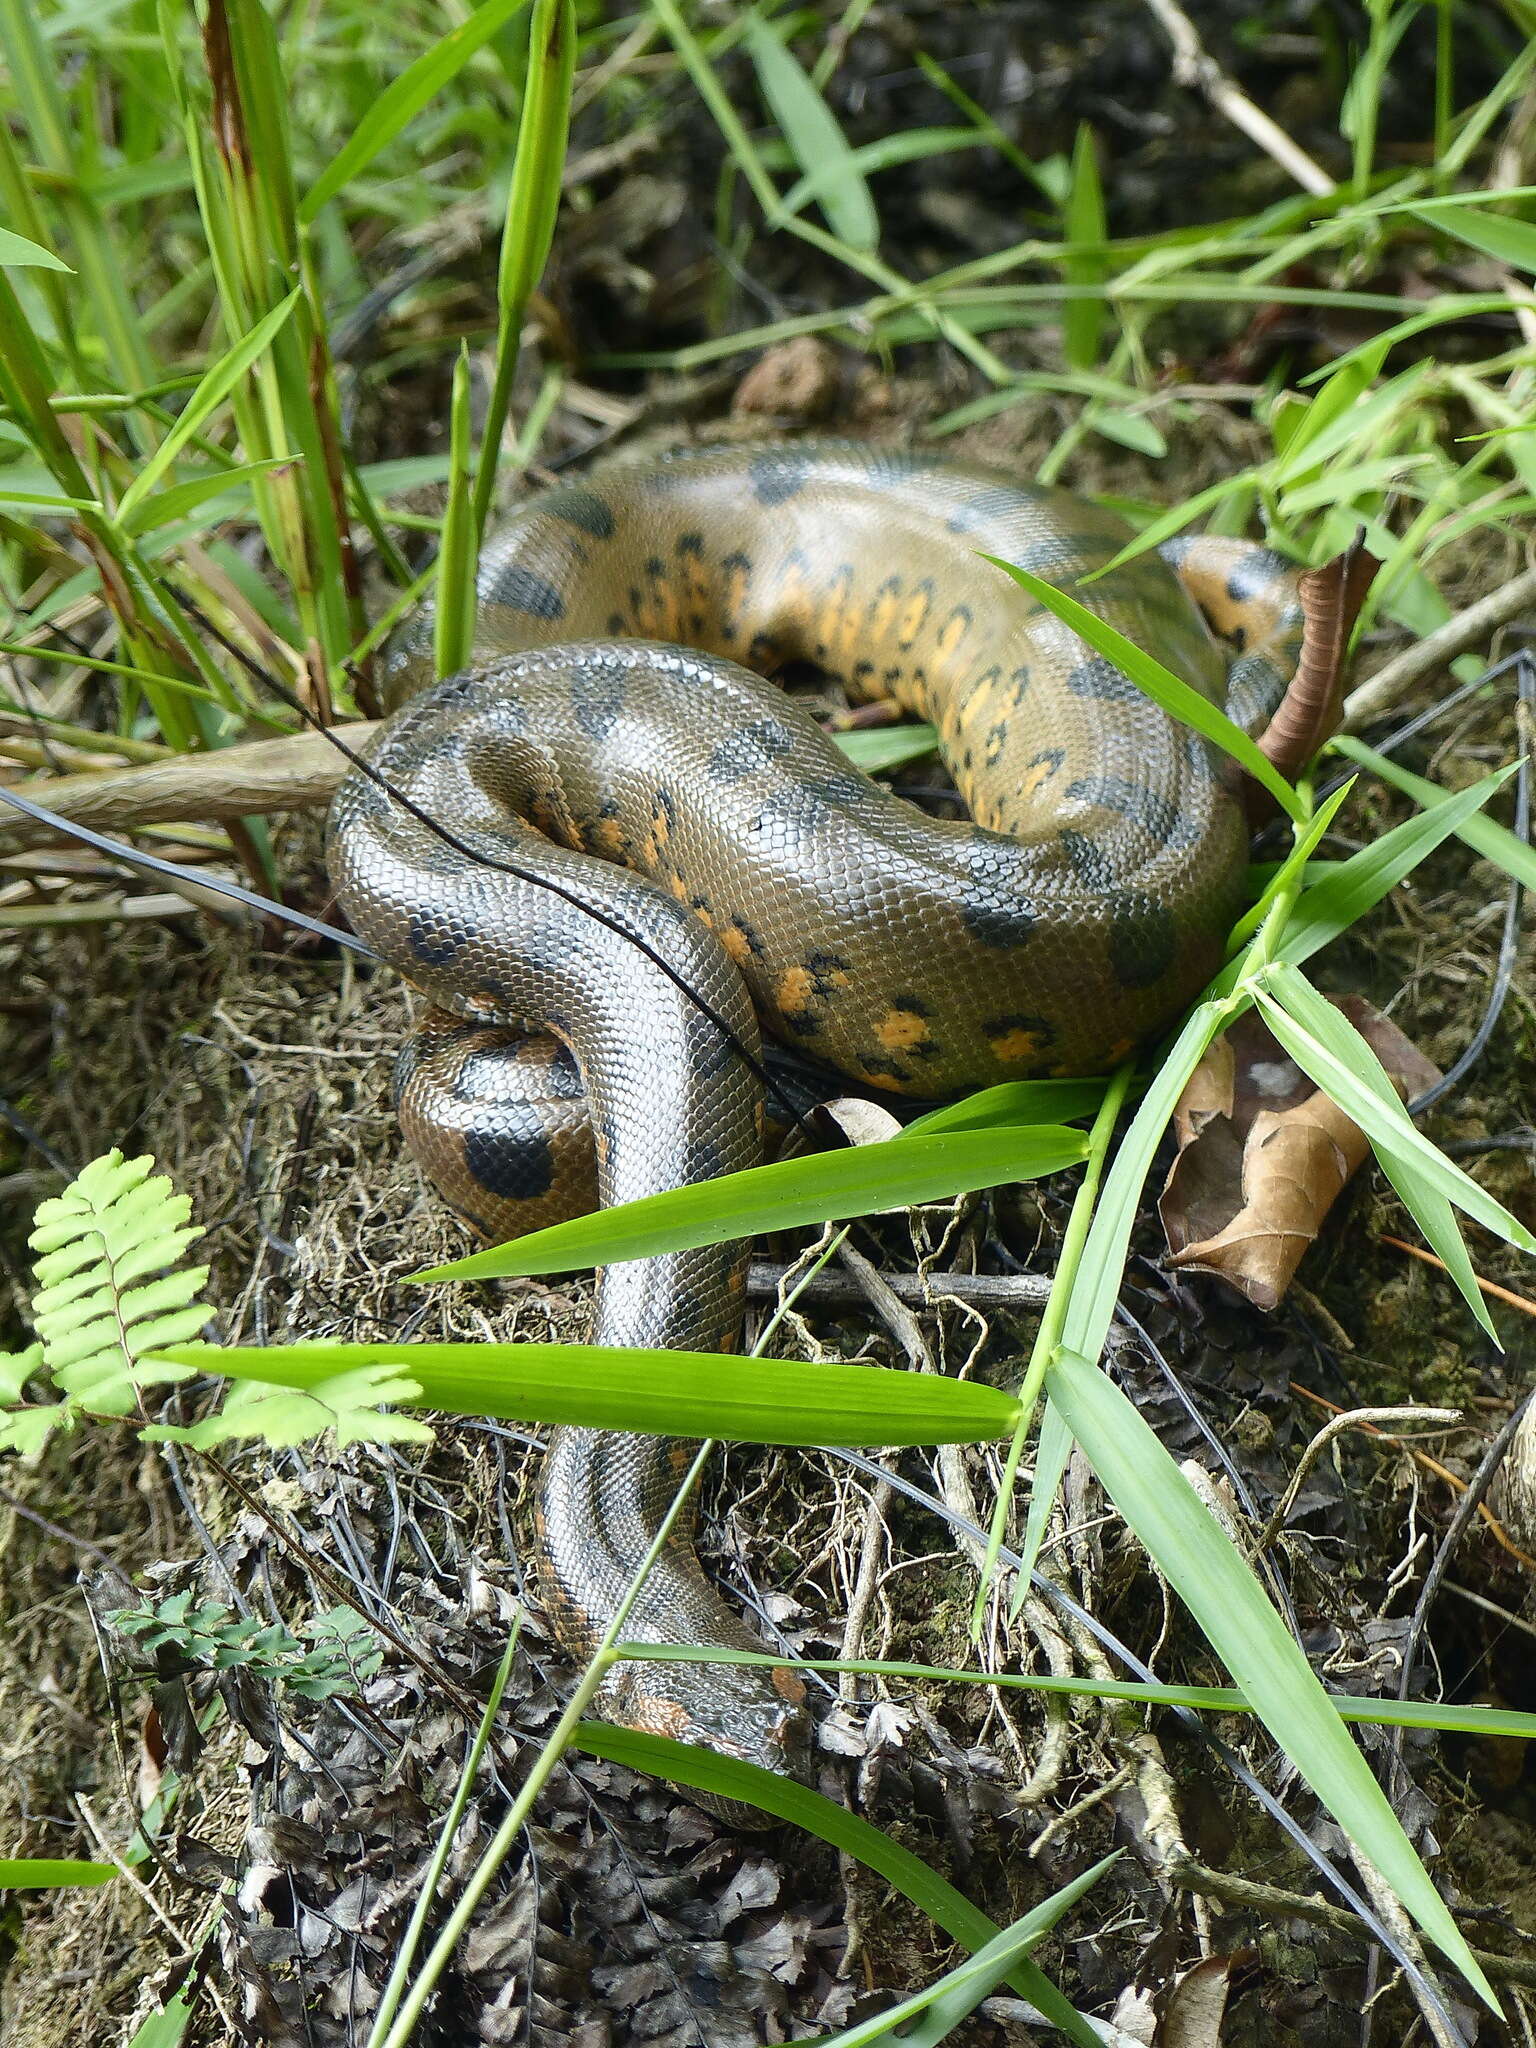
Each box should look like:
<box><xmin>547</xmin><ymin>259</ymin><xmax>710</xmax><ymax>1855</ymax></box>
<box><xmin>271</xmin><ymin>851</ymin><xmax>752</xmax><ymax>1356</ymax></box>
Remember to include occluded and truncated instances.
<box><xmin>326</xmin><ymin>439</ymin><xmax>1303</xmax><ymax>1804</ymax></box>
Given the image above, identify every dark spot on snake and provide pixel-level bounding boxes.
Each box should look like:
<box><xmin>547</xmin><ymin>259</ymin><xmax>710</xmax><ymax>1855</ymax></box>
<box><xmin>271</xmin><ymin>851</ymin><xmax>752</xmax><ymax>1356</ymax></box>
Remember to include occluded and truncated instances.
<box><xmin>852</xmin><ymin>659</ymin><xmax>874</xmax><ymax>683</ymax></box>
<box><xmin>857</xmin><ymin>1050</ymin><xmax>910</xmax><ymax>1084</ymax></box>
<box><xmin>1058</xmin><ymin>827</ymin><xmax>1117</xmax><ymax>891</ymax></box>
<box><xmin>709</xmin><ymin>716</ymin><xmax>794</xmax><ymax>782</ymax></box>
<box><xmin>495</xmin><ymin>566</ymin><xmax>566</xmax><ymax>620</ymax></box>
<box><xmin>891</xmin><ymin>992</ymin><xmax>930</xmax><ymax>1016</ymax></box>
<box><xmin>1109</xmin><ymin>897</ymin><xmax>1179</xmax><ymax>988</ymax></box>
<box><xmin>1066</xmin><ymin>655</ymin><xmax>1140</xmax><ymax>704</ymax></box>
<box><xmin>545</xmin><ymin>488</ymin><xmax>615</xmax><ymax>539</ymax></box>
<box><xmin>463</xmin><ymin>1104</ymin><xmax>555</xmax><ymax>1202</ymax></box>
<box><xmin>606</xmin><ymin>611</ymin><xmax>626</xmax><ymax>633</ymax></box>
<box><xmin>984</xmin><ymin>722</ymin><xmax>1009</xmax><ymax>765</ymax></box>
<box><xmin>570</xmin><ymin>654</ymin><xmax>627</xmax><ymax>741</ymax></box>
<box><xmin>752</xmin><ymin>773</ymin><xmax>864</xmax><ymax>843</ymax></box>
<box><xmin>1065</xmin><ymin>775</ymin><xmax>1184</xmax><ymax>848</ymax></box>
<box><xmin>1225</xmin><ymin>549</ymin><xmax>1288</xmax><ymax>604</ymax></box>
<box><xmin>407</xmin><ymin>910</ymin><xmax>468</xmax><ymax>967</ymax></box>
<box><xmin>746</xmin><ymin>632</ymin><xmax>781</xmax><ymax>668</ymax></box>
<box><xmin>955</xmin><ymin>838</ymin><xmax>1039</xmax><ymax>948</ymax></box>
<box><xmin>676</xmin><ymin>530</ymin><xmax>705</xmax><ymax>557</ymax></box>
<box><xmin>644</xmin><ymin>555</ymin><xmax>665</xmax><ymax>579</ymax></box>
<box><xmin>749</xmin><ymin>449</ymin><xmax>810</xmax><ymax>505</ymax></box>
<box><xmin>1009</xmin><ymin>664</ymin><xmax>1031</xmax><ymax>704</ymax></box>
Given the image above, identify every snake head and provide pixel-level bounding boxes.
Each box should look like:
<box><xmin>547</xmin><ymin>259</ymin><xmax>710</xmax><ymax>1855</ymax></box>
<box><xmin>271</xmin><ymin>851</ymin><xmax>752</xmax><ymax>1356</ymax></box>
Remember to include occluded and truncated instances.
<box><xmin>605</xmin><ymin>1654</ymin><xmax>812</xmax><ymax>1828</ymax></box>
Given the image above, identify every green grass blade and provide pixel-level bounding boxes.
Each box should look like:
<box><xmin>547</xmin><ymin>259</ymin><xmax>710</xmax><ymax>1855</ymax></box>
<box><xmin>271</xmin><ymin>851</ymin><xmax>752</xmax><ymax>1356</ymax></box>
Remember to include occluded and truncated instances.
<box><xmin>1049</xmin><ymin>1346</ymin><xmax>1497</xmax><ymax>2009</ymax></box>
<box><xmin>433</xmin><ymin>344</ymin><xmax>476</xmax><ymax>680</ymax></box>
<box><xmin>902</xmin><ymin>1080</ymin><xmax>1108</xmax><ymax>1137</ymax></box>
<box><xmin>613</xmin><ymin>1645</ymin><xmax>1536</xmax><ymax>1738</ymax></box>
<box><xmin>412</xmin><ymin>1126</ymin><xmax>1089</xmax><ymax>1281</ymax></box>
<box><xmin>160</xmin><ymin>1340</ymin><xmax>1020</xmax><ymax>1446</ymax></box>
<box><xmin>0</xmin><ymin>1858</ymin><xmax>118</xmax><ymax>1887</ymax></box>
<box><xmin>831</xmin><ymin>722</ymin><xmax>938</xmax><ymax>772</ymax></box>
<box><xmin>773</xmin><ymin>127</ymin><xmax>980</xmax><ymax>224</ymax></box>
<box><xmin>1061</xmin><ymin>124</ymin><xmax>1106</xmax><ymax>372</ymax></box>
<box><xmin>1410</xmin><ymin>202</ymin><xmax>1536</xmax><ymax>274</ymax></box>
<box><xmin>116</xmin><ymin>456</ymin><xmax>295</xmax><ymax>538</ymax></box>
<box><xmin>982</xmin><ymin>554</ymin><xmax>1305</xmax><ymax>819</ymax></box>
<box><xmin>744</xmin><ymin>15</ymin><xmax>879</xmax><ymax>251</ymax></box>
<box><xmin>127</xmin><ymin>1995</ymin><xmax>194</xmax><ymax>2048</ymax></box>
<box><xmin>0</xmin><ymin>227</ymin><xmax>70</xmax><ymax>270</ymax></box>
<box><xmin>569</xmin><ymin>1725</ymin><xmax>1101</xmax><ymax>2048</ymax></box>
<box><xmin>817</xmin><ymin>1855</ymin><xmax>1119</xmax><ymax>2047</ymax></box>
<box><xmin>300</xmin><ymin>0</ymin><xmax>529</xmax><ymax>222</ymax></box>
<box><xmin>470</xmin><ymin>0</ymin><xmax>575</xmax><ymax>542</ymax></box>
<box><xmin>1331</xmin><ymin>740</ymin><xmax>1535</xmax><ymax>889</ymax></box>
<box><xmin>112</xmin><ymin>289</ymin><xmax>300</xmax><ymax>528</ymax></box>
<box><xmin>1226</xmin><ymin>779</ymin><xmax>1356</xmax><ymax>951</ymax></box>
<box><xmin>1256</xmin><ymin>965</ymin><xmax>1534</xmax><ymax>1252</ymax></box>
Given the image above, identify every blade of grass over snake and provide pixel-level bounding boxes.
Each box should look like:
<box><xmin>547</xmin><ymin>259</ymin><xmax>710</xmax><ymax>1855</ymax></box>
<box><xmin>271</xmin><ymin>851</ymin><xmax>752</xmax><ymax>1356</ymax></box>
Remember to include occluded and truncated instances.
<box><xmin>981</xmin><ymin>555</ymin><xmax>1305</xmax><ymax>821</ymax></box>
<box><xmin>612</xmin><ymin>1645</ymin><xmax>1536</xmax><ymax>1739</ymax></box>
<box><xmin>0</xmin><ymin>1859</ymin><xmax>119</xmax><ymax>1888</ymax></box>
<box><xmin>831</xmin><ymin>722</ymin><xmax>938</xmax><ymax>772</ymax></box>
<box><xmin>158</xmin><ymin>1340</ymin><xmax>1020</xmax><ymax>1447</ymax></box>
<box><xmin>300</xmin><ymin>0</ymin><xmax>529</xmax><ymax>221</ymax></box>
<box><xmin>1257</xmin><ymin>965</ymin><xmax>1535</xmax><ymax>1251</ymax></box>
<box><xmin>413</xmin><ymin>1126</ymin><xmax>1088</xmax><ymax>1281</ymax></box>
<box><xmin>1048</xmin><ymin>1346</ymin><xmax>1499</xmax><ymax>2009</ymax></box>
<box><xmin>744</xmin><ymin>15</ymin><xmax>878</xmax><ymax>251</ymax></box>
<box><xmin>570</xmin><ymin>1725</ymin><xmax>1102</xmax><ymax>2048</ymax></box>
<box><xmin>433</xmin><ymin>344</ymin><xmax>476</xmax><ymax>680</ymax></box>
<box><xmin>1226</xmin><ymin>778</ymin><xmax>1355</xmax><ymax>950</ymax></box>
<box><xmin>902</xmin><ymin>1079</ymin><xmax>1108</xmax><ymax>1136</ymax></box>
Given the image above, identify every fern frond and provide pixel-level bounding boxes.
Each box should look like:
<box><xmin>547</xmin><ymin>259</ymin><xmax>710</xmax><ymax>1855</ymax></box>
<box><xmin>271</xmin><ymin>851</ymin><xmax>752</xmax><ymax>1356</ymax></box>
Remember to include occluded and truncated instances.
<box><xmin>25</xmin><ymin>1151</ymin><xmax>208</xmax><ymax>1416</ymax></box>
<box><xmin>0</xmin><ymin>1344</ymin><xmax>68</xmax><ymax>1456</ymax></box>
<box><xmin>145</xmin><ymin>1366</ymin><xmax>434</xmax><ymax>1451</ymax></box>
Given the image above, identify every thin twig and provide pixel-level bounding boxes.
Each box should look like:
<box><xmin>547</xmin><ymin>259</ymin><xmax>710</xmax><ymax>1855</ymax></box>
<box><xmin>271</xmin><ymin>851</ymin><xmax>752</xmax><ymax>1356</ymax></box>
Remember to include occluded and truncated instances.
<box><xmin>1139</xmin><ymin>0</ymin><xmax>1337</xmax><ymax>195</ymax></box>
<box><xmin>1249</xmin><ymin>1406</ymin><xmax>1464</xmax><ymax>1561</ymax></box>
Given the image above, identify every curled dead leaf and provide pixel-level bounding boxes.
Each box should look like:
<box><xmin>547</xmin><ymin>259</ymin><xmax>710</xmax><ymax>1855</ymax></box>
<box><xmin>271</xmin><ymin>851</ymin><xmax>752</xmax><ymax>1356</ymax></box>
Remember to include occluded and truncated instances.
<box><xmin>1159</xmin><ymin>999</ymin><xmax>1440</xmax><ymax>1310</ymax></box>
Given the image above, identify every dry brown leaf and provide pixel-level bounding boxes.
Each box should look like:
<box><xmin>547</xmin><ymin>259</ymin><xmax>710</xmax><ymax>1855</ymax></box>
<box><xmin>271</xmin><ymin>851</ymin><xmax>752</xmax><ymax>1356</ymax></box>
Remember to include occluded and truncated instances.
<box><xmin>1154</xmin><ymin>1952</ymin><xmax>1256</xmax><ymax>2047</ymax></box>
<box><xmin>1159</xmin><ymin>999</ymin><xmax>1440</xmax><ymax>1309</ymax></box>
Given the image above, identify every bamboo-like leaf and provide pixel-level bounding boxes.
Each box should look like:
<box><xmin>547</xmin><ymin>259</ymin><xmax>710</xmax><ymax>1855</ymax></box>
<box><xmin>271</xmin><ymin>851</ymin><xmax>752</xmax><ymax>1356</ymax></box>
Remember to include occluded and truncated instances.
<box><xmin>0</xmin><ymin>1858</ymin><xmax>118</xmax><ymax>1887</ymax></box>
<box><xmin>1048</xmin><ymin>1345</ymin><xmax>1497</xmax><ymax>2008</ymax></box>
<box><xmin>1331</xmin><ymin>739</ymin><xmax>1535</xmax><ymax>889</ymax></box>
<box><xmin>1257</xmin><ymin>965</ymin><xmax>1535</xmax><ymax>1252</ymax></box>
<box><xmin>1062</xmin><ymin>124</ymin><xmax>1106</xmax><ymax>372</ymax></box>
<box><xmin>300</xmin><ymin>0</ymin><xmax>529</xmax><ymax>222</ymax></box>
<box><xmin>902</xmin><ymin>1079</ymin><xmax>1107</xmax><ymax>1137</ymax></box>
<box><xmin>0</xmin><ymin>226</ymin><xmax>70</xmax><ymax>270</ymax></box>
<box><xmin>817</xmin><ymin>1854</ymin><xmax>1119</xmax><ymax>2047</ymax></box>
<box><xmin>1411</xmin><ymin>202</ymin><xmax>1536</xmax><ymax>275</ymax></box>
<box><xmin>831</xmin><ymin>722</ymin><xmax>938</xmax><ymax>772</ymax></box>
<box><xmin>126</xmin><ymin>1994</ymin><xmax>194</xmax><ymax>2048</ymax></box>
<box><xmin>117</xmin><ymin>455</ymin><xmax>295</xmax><ymax>537</ymax></box>
<box><xmin>112</xmin><ymin>290</ymin><xmax>300</xmax><ymax>527</ymax></box>
<box><xmin>981</xmin><ymin>554</ymin><xmax>1305</xmax><ymax>819</ymax></box>
<box><xmin>570</xmin><ymin>1724</ymin><xmax>1101</xmax><ymax>2048</ymax></box>
<box><xmin>414</xmin><ymin>1126</ymin><xmax>1088</xmax><ymax>1282</ymax></box>
<box><xmin>157</xmin><ymin>1340</ymin><xmax>1020</xmax><ymax>1447</ymax></box>
<box><xmin>745</xmin><ymin>15</ymin><xmax>879</xmax><ymax>251</ymax></box>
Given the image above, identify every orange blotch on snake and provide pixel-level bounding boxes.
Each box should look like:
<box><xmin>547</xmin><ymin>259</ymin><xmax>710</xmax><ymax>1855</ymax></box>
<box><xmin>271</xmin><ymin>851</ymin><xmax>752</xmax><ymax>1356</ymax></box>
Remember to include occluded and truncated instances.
<box><xmin>875</xmin><ymin>1006</ymin><xmax>933</xmax><ymax>1054</ymax></box>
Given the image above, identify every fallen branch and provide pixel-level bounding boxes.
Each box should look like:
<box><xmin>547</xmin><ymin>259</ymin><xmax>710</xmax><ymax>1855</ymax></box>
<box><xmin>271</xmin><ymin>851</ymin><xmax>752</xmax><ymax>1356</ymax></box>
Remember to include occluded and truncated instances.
<box><xmin>0</xmin><ymin>724</ymin><xmax>377</xmax><ymax>848</ymax></box>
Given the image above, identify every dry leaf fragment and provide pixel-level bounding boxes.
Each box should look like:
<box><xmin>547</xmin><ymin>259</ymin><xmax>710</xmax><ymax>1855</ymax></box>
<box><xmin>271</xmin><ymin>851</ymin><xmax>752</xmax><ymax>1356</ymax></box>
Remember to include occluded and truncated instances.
<box><xmin>1159</xmin><ymin>1000</ymin><xmax>1440</xmax><ymax>1309</ymax></box>
<box><xmin>1154</xmin><ymin>1952</ymin><xmax>1256</xmax><ymax>2047</ymax></box>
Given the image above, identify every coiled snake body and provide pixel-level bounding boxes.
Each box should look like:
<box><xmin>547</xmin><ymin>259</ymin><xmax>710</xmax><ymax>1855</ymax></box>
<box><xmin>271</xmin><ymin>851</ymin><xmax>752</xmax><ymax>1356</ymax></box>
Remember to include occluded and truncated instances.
<box><xmin>327</xmin><ymin>440</ymin><xmax>1302</xmax><ymax>1795</ymax></box>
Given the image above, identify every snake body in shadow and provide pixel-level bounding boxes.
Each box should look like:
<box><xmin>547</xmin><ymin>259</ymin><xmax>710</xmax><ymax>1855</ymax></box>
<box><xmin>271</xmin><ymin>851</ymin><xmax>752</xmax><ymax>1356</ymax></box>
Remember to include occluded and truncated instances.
<box><xmin>327</xmin><ymin>440</ymin><xmax>1302</xmax><ymax>1797</ymax></box>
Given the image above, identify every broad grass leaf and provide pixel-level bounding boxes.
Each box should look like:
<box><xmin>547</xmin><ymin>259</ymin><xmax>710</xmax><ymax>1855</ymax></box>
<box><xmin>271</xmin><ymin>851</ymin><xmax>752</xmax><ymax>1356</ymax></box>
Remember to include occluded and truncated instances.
<box><xmin>744</xmin><ymin>16</ymin><xmax>879</xmax><ymax>251</ymax></box>
<box><xmin>116</xmin><ymin>457</ymin><xmax>296</xmax><ymax>538</ymax></box>
<box><xmin>1048</xmin><ymin>1346</ymin><xmax>1497</xmax><ymax>2007</ymax></box>
<box><xmin>1257</xmin><ymin>964</ymin><xmax>1534</xmax><ymax>1253</ymax></box>
<box><xmin>300</xmin><ymin>0</ymin><xmax>529</xmax><ymax>221</ymax></box>
<box><xmin>831</xmin><ymin>722</ymin><xmax>938</xmax><ymax>772</ymax></box>
<box><xmin>0</xmin><ymin>227</ymin><xmax>70</xmax><ymax>270</ymax></box>
<box><xmin>570</xmin><ymin>1724</ymin><xmax>1101</xmax><ymax>2048</ymax></box>
<box><xmin>158</xmin><ymin>1340</ymin><xmax>1021</xmax><ymax>1447</ymax></box>
<box><xmin>415</xmin><ymin>1126</ymin><xmax>1088</xmax><ymax>1282</ymax></box>
<box><xmin>774</xmin><ymin>128</ymin><xmax>979</xmax><ymax>223</ymax></box>
<box><xmin>1062</xmin><ymin>124</ymin><xmax>1106</xmax><ymax>372</ymax></box>
<box><xmin>1331</xmin><ymin>740</ymin><xmax>1535</xmax><ymax>890</ymax></box>
<box><xmin>816</xmin><ymin>1854</ymin><xmax>1119</xmax><ymax>2046</ymax></box>
<box><xmin>1410</xmin><ymin>202</ymin><xmax>1536</xmax><ymax>275</ymax></box>
<box><xmin>903</xmin><ymin>1080</ymin><xmax>1108</xmax><ymax>1137</ymax></box>
<box><xmin>1226</xmin><ymin>779</ymin><xmax>1355</xmax><ymax>951</ymax></box>
<box><xmin>127</xmin><ymin>1994</ymin><xmax>194</xmax><ymax>2048</ymax></box>
<box><xmin>981</xmin><ymin>555</ymin><xmax>1304</xmax><ymax>820</ymax></box>
<box><xmin>0</xmin><ymin>1858</ymin><xmax>117</xmax><ymax>1887</ymax></box>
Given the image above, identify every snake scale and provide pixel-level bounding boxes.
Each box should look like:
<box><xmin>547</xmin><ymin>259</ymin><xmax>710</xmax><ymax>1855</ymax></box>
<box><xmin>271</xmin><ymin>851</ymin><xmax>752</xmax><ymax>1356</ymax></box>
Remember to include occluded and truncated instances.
<box><xmin>327</xmin><ymin>439</ymin><xmax>1303</xmax><ymax>1800</ymax></box>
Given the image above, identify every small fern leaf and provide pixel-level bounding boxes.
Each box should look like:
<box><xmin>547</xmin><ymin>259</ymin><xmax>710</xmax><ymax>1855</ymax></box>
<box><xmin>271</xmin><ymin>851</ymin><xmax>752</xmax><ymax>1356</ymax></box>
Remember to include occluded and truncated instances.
<box><xmin>0</xmin><ymin>1344</ymin><xmax>43</xmax><ymax>1405</ymax></box>
<box><xmin>0</xmin><ymin>1347</ymin><xmax>70</xmax><ymax>1456</ymax></box>
<box><xmin>145</xmin><ymin>1366</ymin><xmax>434</xmax><ymax>1451</ymax></box>
<box><xmin>22</xmin><ymin>1150</ymin><xmax>208</xmax><ymax>1416</ymax></box>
